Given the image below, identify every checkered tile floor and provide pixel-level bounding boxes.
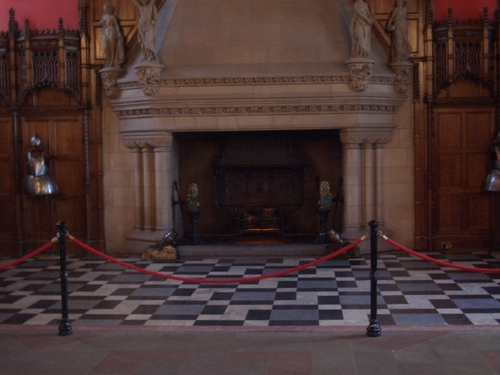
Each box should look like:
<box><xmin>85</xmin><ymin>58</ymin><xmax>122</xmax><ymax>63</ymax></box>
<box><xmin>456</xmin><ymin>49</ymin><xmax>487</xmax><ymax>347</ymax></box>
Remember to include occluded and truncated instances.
<box><xmin>1</xmin><ymin>251</ymin><xmax>500</xmax><ymax>327</ymax></box>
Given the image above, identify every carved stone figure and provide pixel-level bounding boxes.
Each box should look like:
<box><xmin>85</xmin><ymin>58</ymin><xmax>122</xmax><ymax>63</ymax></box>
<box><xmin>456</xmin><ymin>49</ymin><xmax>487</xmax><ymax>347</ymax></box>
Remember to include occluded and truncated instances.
<box><xmin>132</xmin><ymin>0</ymin><xmax>159</xmax><ymax>63</ymax></box>
<box><xmin>25</xmin><ymin>134</ymin><xmax>58</xmax><ymax>196</ymax></box>
<box><xmin>318</xmin><ymin>181</ymin><xmax>333</xmax><ymax>211</ymax></box>
<box><xmin>100</xmin><ymin>4</ymin><xmax>124</xmax><ymax>68</ymax></box>
<box><xmin>186</xmin><ymin>183</ymin><xmax>200</xmax><ymax>213</ymax></box>
<box><xmin>350</xmin><ymin>0</ymin><xmax>373</xmax><ymax>58</ymax></box>
<box><xmin>387</xmin><ymin>0</ymin><xmax>412</xmax><ymax>63</ymax></box>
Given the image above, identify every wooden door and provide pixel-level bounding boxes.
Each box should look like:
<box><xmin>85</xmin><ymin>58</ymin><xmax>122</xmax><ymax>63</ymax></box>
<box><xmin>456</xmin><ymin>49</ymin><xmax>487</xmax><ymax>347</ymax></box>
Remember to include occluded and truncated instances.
<box><xmin>432</xmin><ymin>107</ymin><xmax>495</xmax><ymax>251</ymax></box>
<box><xmin>21</xmin><ymin>115</ymin><xmax>87</xmax><ymax>252</ymax></box>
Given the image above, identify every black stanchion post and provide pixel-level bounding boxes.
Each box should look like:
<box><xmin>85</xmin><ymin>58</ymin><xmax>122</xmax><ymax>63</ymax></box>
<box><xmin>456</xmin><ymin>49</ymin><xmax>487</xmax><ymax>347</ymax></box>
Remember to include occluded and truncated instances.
<box><xmin>366</xmin><ymin>220</ymin><xmax>381</xmax><ymax>337</ymax></box>
<box><xmin>56</xmin><ymin>221</ymin><xmax>73</xmax><ymax>336</ymax></box>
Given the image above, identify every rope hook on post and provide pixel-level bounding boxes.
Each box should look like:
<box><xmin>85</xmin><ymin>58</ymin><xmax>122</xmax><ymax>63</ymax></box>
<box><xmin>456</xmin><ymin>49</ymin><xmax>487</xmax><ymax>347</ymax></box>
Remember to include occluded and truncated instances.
<box><xmin>366</xmin><ymin>220</ymin><xmax>382</xmax><ymax>337</ymax></box>
<box><xmin>56</xmin><ymin>221</ymin><xmax>72</xmax><ymax>337</ymax></box>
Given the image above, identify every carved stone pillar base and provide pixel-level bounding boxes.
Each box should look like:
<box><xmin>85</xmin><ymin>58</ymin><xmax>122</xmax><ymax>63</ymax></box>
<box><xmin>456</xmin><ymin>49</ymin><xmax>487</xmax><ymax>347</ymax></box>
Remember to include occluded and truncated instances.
<box><xmin>388</xmin><ymin>61</ymin><xmax>414</xmax><ymax>93</ymax></box>
<box><xmin>99</xmin><ymin>67</ymin><xmax>124</xmax><ymax>99</ymax></box>
<box><xmin>135</xmin><ymin>62</ymin><xmax>164</xmax><ymax>96</ymax></box>
<box><xmin>345</xmin><ymin>58</ymin><xmax>374</xmax><ymax>92</ymax></box>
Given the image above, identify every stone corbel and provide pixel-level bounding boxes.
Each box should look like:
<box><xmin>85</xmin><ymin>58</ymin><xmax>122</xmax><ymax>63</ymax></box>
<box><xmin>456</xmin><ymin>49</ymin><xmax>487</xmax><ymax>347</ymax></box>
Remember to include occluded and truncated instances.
<box><xmin>340</xmin><ymin>129</ymin><xmax>393</xmax><ymax>146</ymax></box>
<box><xmin>388</xmin><ymin>61</ymin><xmax>414</xmax><ymax>93</ymax></box>
<box><xmin>135</xmin><ymin>62</ymin><xmax>164</xmax><ymax>96</ymax></box>
<box><xmin>99</xmin><ymin>67</ymin><xmax>124</xmax><ymax>99</ymax></box>
<box><xmin>345</xmin><ymin>58</ymin><xmax>374</xmax><ymax>92</ymax></box>
<box><xmin>122</xmin><ymin>131</ymin><xmax>173</xmax><ymax>150</ymax></box>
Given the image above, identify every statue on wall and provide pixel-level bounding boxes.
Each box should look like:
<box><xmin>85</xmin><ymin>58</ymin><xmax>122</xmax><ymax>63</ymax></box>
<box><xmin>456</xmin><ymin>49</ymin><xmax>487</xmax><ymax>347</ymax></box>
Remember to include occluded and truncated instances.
<box><xmin>100</xmin><ymin>4</ymin><xmax>124</xmax><ymax>68</ymax></box>
<box><xmin>132</xmin><ymin>0</ymin><xmax>159</xmax><ymax>63</ymax></box>
<box><xmin>186</xmin><ymin>183</ymin><xmax>200</xmax><ymax>213</ymax></box>
<box><xmin>387</xmin><ymin>0</ymin><xmax>412</xmax><ymax>63</ymax></box>
<box><xmin>350</xmin><ymin>0</ymin><xmax>373</xmax><ymax>58</ymax></box>
<box><xmin>318</xmin><ymin>181</ymin><xmax>333</xmax><ymax>211</ymax></box>
<box><xmin>25</xmin><ymin>134</ymin><xmax>58</xmax><ymax>196</ymax></box>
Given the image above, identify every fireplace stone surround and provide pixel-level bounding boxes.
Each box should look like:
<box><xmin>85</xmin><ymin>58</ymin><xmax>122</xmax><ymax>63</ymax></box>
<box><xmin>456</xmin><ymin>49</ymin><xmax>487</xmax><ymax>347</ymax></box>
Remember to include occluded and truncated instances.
<box><xmin>102</xmin><ymin>0</ymin><xmax>413</xmax><ymax>254</ymax></box>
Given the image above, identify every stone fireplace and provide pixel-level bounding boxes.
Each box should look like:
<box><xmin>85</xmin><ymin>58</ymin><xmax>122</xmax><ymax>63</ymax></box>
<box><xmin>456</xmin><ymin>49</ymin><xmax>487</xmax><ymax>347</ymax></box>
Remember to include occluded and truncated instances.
<box><xmin>176</xmin><ymin>130</ymin><xmax>342</xmax><ymax>242</ymax></box>
<box><xmin>102</xmin><ymin>0</ymin><xmax>414</xmax><ymax>254</ymax></box>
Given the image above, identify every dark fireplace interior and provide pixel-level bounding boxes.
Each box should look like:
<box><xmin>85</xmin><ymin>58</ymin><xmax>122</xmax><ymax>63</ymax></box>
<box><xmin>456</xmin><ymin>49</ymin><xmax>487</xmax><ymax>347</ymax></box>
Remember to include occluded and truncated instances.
<box><xmin>177</xmin><ymin>130</ymin><xmax>343</xmax><ymax>244</ymax></box>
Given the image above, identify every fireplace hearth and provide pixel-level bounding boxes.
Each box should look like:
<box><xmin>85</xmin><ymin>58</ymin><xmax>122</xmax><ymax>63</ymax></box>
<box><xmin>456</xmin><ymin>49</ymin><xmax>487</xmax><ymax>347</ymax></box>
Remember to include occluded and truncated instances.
<box><xmin>214</xmin><ymin>135</ymin><xmax>306</xmax><ymax>240</ymax></box>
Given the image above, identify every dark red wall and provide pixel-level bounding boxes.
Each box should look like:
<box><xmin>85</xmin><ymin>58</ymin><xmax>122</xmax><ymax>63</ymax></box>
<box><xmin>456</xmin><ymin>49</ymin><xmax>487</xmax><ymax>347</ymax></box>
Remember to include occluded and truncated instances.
<box><xmin>0</xmin><ymin>0</ymin><xmax>78</xmax><ymax>30</ymax></box>
<box><xmin>0</xmin><ymin>1</ymin><xmax>498</xmax><ymax>31</ymax></box>
<box><xmin>434</xmin><ymin>0</ymin><xmax>497</xmax><ymax>20</ymax></box>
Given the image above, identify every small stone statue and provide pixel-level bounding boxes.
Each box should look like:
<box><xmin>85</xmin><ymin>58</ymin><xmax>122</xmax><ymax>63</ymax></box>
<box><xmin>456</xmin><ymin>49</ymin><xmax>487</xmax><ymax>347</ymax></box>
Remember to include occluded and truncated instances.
<box><xmin>100</xmin><ymin>4</ymin><xmax>124</xmax><ymax>68</ymax></box>
<box><xmin>186</xmin><ymin>183</ymin><xmax>200</xmax><ymax>213</ymax></box>
<box><xmin>387</xmin><ymin>0</ymin><xmax>412</xmax><ymax>63</ymax></box>
<box><xmin>350</xmin><ymin>0</ymin><xmax>373</xmax><ymax>58</ymax></box>
<box><xmin>25</xmin><ymin>134</ymin><xmax>58</xmax><ymax>196</ymax></box>
<box><xmin>132</xmin><ymin>0</ymin><xmax>159</xmax><ymax>63</ymax></box>
<box><xmin>318</xmin><ymin>181</ymin><xmax>333</xmax><ymax>211</ymax></box>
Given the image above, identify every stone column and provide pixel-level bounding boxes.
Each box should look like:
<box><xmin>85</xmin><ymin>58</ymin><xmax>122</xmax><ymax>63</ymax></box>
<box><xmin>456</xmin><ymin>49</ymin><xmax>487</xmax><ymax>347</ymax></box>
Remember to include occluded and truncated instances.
<box><xmin>122</xmin><ymin>132</ymin><xmax>177</xmax><ymax>249</ymax></box>
<box><xmin>152</xmin><ymin>134</ymin><xmax>175</xmax><ymax>232</ymax></box>
<box><xmin>142</xmin><ymin>146</ymin><xmax>155</xmax><ymax>230</ymax></box>
<box><xmin>341</xmin><ymin>140</ymin><xmax>363</xmax><ymax>240</ymax></box>
<box><xmin>340</xmin><ymin>129</ymin><xmax>393</xmax><ymax>247</ymax></box>
<box><xmin>131</xmin><ymin>147</ymin><xmax>144</xmax><ymax>230</ymax></box>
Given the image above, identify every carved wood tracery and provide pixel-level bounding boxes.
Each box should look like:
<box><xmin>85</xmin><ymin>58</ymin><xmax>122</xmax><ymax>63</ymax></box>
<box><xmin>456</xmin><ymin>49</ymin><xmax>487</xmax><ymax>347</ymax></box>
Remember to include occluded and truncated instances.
<box><xmin>433</xmin><ymin>9</ymin><xmax>495</xmax><ymax>96</ymax></box>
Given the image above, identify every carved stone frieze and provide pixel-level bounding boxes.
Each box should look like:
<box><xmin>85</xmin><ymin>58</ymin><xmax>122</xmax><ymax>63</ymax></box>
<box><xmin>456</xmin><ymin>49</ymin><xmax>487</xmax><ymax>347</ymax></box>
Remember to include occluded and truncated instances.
<box><xmin>99</xmin><ymin>67</ymin><xmax>124</xmax><ymax>99</ymax></box>
<box><xmin>344</xmin><ymin>58</ymin><xmax>375</xmax><ymax>92</ymax></box>
<box><xmin>117</xmin><ymin>104</ymin><xmax>397</xmax><ymax>119</ymax></box>
<box><xmin>135</xmin><ymin>62</ymin><xmax>164</xmax><ymax>96</ymax></box>
<box><xmin>118</xmin><ymin>75</ymin><xmax>398</xmax><ymax>90</ymax></box>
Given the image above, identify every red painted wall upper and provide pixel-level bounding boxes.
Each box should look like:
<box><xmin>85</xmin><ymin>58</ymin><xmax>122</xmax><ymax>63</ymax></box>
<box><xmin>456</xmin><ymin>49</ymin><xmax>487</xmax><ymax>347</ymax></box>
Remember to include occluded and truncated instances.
<box><xmin>0</xmin><ymin>0</ymin><xmax>78</xmax><ymax>31</ymax></box>
<box><xmin>0</xmin><ymin>1</ymin><xmax>498</xmax><ymax>31</ymax></box>
<box><xmin>435</xmin><ymin>0</ymin><xmax>497</xmax><ymax>20</ymax></box>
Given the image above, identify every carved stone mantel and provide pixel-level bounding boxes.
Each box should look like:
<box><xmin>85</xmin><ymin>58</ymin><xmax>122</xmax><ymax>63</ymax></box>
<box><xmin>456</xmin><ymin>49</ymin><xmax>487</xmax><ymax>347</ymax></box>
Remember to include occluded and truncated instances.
<box><xmin>111</xmin><ymin>73</ymin><xmax>406</xmax><ymax>252</ymax></box>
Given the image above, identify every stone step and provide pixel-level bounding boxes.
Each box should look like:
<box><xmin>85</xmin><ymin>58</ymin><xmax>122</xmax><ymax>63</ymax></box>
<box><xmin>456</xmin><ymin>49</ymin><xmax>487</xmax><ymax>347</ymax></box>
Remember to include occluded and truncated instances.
<box><xmin>178</xmin><ymin>244</ymin><xmax>327</xmax><ymax>259</ymax></box>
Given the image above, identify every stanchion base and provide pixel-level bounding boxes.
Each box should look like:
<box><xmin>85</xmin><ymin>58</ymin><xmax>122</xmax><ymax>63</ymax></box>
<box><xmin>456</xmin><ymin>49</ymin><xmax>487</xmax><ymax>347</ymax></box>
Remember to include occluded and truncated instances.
<box><xmin>58</xmin><ymin>321</ymin><xmax>73</xmax><ymax>336</ymax></box>
<box><xmin>366</xmin><ymin>323</ymin><xmax>382</xmax><ymax>337</ymax></box>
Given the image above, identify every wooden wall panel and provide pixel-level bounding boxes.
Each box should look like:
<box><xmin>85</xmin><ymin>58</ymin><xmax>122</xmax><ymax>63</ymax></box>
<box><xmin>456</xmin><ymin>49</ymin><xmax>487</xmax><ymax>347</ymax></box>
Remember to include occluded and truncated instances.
<box><xmin>21</xmin><ymin>116</ymin><xmax>87</xmax><ymax>250</ymax></box>
<box><xmin>0</xmin><ymin>117</ymin><xmax>18</xmax><ymax>252</ymax></box>
<box><xmin>468</xmin><ymin>194</ymin><xmax>491</xmax><ymax>230</ymax></box>
<box><xmin>436</xmin><ymin>194</ymin><xmax>462</xmax><ymax>231</ymax></box>
<box><xmin>432</xmin><ymin>107</ymin><xmax>495</xmax><ymax>251</ymax></box>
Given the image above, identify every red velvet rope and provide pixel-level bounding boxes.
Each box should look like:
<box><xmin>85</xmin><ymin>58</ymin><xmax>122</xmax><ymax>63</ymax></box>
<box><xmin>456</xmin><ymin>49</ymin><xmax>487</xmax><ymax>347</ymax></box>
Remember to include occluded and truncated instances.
<box><xmin>0</xmin><ymin>237</ymin><xmax>58</xmax><ymax>271</ymax></box>
<box><xmin>383</xmin><ymin>235</ymin><xmax>500</xmax><ymax>274</ymax></box>
<box><xmin>69</xmin><ymin>235</ymin><xmax>366</xmax><ymax>284</ymax></box>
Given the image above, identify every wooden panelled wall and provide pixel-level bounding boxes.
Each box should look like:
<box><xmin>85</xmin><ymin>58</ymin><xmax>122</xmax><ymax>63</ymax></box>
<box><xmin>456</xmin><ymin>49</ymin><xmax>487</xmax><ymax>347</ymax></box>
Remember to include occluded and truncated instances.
<box><xmin>0</xmin><ymin>0</ymin><xmax>167</xmax><ymax>255</ymax></box>
<box><xmin>368</xmin><ymin>0</ymin><xmax>499</xmax><ymax>251</ymax></box>
<box><xmin>0</xmin><ymin>4</ymin><xmax>104</xmax><ymax>255</ymax></box>
<box><xmin>424</xmin><ymin>6</ymin><xmax>500</xmax><ymax>252</ymax></box>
